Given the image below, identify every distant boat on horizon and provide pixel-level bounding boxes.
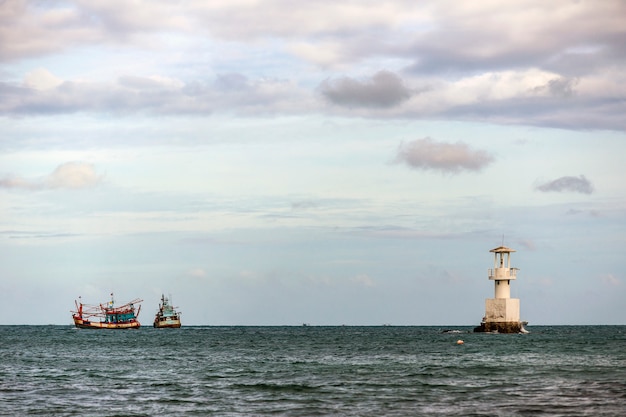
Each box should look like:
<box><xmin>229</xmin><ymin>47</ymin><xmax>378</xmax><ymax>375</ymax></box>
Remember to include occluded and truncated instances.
<box><xmin>72</xmin><ymin>294</ymin><xmax>142</xmax><ymax>329</ymax></box>
<box><xmin>153</xmin><ymin>294</ymin><xmax>182</xmax><ymax>328</ymax></box>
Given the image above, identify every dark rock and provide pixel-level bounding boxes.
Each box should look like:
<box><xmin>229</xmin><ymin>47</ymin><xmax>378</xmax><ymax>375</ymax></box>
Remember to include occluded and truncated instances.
<box><xmin>473</xmin><ymin>321</ymin><xmax>523</xmax><ymax>333</ymax></box>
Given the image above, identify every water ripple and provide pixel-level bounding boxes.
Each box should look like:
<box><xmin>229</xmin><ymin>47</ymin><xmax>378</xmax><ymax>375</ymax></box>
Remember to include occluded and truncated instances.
<box><xmin>0</xmin><ymin>325</ymin><xmax>625</xmax><ymax>416</ymax></box>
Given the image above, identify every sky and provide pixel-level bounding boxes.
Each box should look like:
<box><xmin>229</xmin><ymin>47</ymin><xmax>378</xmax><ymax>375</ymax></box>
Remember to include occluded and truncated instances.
<box><xmin>1</xmin><ymin>0</ymin><xmax>625</xmax><ymax>325</ymax></box>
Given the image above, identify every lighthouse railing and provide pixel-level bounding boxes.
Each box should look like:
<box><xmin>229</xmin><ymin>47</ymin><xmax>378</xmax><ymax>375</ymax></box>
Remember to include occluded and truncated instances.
<box><xmin>488</xmin><ymin>268</ymin><xmax>518</xmax><ymax>280</ymax></box>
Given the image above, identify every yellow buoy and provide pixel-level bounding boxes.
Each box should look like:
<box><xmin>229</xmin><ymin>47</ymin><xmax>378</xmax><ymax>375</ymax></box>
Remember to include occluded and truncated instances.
<box><xmin>456</xmin><ymin>339</ymin><xmax>464</xmax><ymax>345</ymax></box>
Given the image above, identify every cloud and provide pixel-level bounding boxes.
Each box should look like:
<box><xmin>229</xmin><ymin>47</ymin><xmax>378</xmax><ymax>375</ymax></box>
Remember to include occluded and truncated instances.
<box><xmin>188</xmin><ymin>268</ymin><xmax>207</xmax><ymax>279</ymax></box>
<box><xmin>0</xmin><ymin>162</ymin><xmax>103</xmax><ymax>190</ymax></box>
<box><xmin>47</xmin><ymin>162</ymin><xmax>103</xmax><ymax>189</ymax></box>
<box><xmin>23</xmin><ymin>68</ymin><xmax>63</xmax><ymax>90</ymax></box>
<box><xmin>394</xmin><ymin>137</ymin><xmax>494</xmax><ymax>174</ymax></box>
<box><xmin>517</xmin><ymin>239</ymin><xmax>537</xmax><ymax>251</ymax></box>
<box><xmin>538</xmin><ymin>77</ymin><xmax>578</xmax><ymax>98</ymax></box>
<box><xmin>118</xmin><ymin>75</ymin><xmax>184</xmax><ymax>91</ymax></box>
<box><xmin>291</xmin><ymin>200</ymin><xmax>319</xmax><ymax>210</ymax></box>
<box><xmin>3</xmin><ymin>67</ymin><xmax>624</xmax><ymax>131</ymax></box>
<box><xmin>189</xmin><ymin>1</ymin><xmax>415</xmax><ymax>41</ymax></box>
<box><xmin>5</xmin><ymin>1</ymin><xmax>624</xmax><ymax>73</ymax></box>
<box><xmin>0</xmin><ymin>70</ymin><xmax>309</xmax><ymax>116</ymax></box>
<box><xmin>566</xmin><ymin>208</ymin><xmax>601</xmax><ymax>218</ymax></box>
<box><xmin>404</xmin><ymin>2</ymin><xmax>626</xmax><ymax>77</ymax></box>
<box><xmin>2</xmin><ymin>2</ymin><xmax>626</xmax><ymax>131</ymax></box>
<box><xmin>319</xmin><ymin>71</ymin><xmax>412</xmax><ymax>108</ymax></box>
<box><xmin>535</xmin><ymin>175</ymin><xmax>593</xmax><ymax>194</ymax></box>
<box><xmin>600</xmin><ymin>274</ymin><xmax>620</xmax><ymax>287</ymax></box>
<box><xmin>351</xmin><ymin>274</ymin><xmax>376</xmax><ymax>287</ymax></box>
<box><xmin>0</xmin><ymin>0</ymin><xmax>187</xmax><ymax>61</ymax></box>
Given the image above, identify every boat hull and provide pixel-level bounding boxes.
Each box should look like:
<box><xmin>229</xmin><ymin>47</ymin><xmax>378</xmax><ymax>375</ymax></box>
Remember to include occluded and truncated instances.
<box><xmin>154</xmin><ymin>318</ymin><xmax>181</xmax><ymax>328</ymax></box>
<box><xmin>73</xmin><ymin>316</ymin><xmax>140</xmax><ymax>329</ymax></box>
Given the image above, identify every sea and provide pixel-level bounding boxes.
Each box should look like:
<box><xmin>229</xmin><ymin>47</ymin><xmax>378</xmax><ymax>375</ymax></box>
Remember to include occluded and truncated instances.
<box><xmin>1</xmin><ymin>325</ymin><xmax>625</xmax><ymax>416</ymax></box>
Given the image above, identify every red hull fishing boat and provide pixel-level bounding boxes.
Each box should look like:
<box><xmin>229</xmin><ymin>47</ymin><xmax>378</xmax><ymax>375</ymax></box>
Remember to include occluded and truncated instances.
<box><xmin>72</xmin><ymin>294</ymin><xmax>143</xmax><ymax>329</ymax></box>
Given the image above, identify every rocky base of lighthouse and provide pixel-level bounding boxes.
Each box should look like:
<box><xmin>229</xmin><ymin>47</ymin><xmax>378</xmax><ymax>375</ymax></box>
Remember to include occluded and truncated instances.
<box><xmin>473</xmin><ymin>321</ymin><xmax>524</xmax><ymax>333</ymax></box>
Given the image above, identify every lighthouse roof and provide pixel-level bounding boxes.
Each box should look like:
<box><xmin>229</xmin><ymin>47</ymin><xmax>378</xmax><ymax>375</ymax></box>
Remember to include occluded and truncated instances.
<box><xmin>490</xmin><ymin>245</ymin><xmax>516</xmax><ymax>253</ymax></box>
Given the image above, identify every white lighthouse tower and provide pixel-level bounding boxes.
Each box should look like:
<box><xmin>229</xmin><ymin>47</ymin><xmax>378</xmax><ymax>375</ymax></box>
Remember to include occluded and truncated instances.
<box><xmin>474</xmin><ymin>246</ymin><xmax>525</xmax><ymax>333</ymax></box>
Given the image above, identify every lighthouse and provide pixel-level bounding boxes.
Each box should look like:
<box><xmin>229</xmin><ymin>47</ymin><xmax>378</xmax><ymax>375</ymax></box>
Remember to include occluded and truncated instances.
<box><xmin>474</xmin><ymin>246</ymin><xmax>526</xmax><ymax>333</ymax></box>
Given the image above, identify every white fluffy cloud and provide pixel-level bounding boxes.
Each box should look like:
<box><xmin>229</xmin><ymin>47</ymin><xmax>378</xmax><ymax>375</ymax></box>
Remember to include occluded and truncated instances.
<box><xmin>23</xmin><ymin>68</ymin><xmax>63</xmax><ymax>90</ymax></box>
<box><xmin>0</xmin><ymin>162</ymin><xmax>103</xmax><ymax>190</ymax></box>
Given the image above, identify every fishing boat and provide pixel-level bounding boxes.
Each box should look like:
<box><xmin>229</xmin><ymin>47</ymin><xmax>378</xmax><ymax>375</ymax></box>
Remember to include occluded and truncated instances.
<box><xmin>153</xmin><ymin>294</ymin><xmax>182</xmax><ymax>328</ymax></box>
<box><xmin>72</xmin><ymin>294</ymin><xmax>142</xmax><ymax>329</ymax></box>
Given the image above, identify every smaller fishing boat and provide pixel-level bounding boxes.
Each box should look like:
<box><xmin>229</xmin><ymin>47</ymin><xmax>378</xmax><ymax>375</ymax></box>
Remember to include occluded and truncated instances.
<box><xmin>153</xmin><ymin>294</ymin><xmax>182</xmax><ymax>328</ymax></box>
<box><xmin>72</xmin><ymin>294</ymin><xmax>142</xmax><ymax>329</ymax></box>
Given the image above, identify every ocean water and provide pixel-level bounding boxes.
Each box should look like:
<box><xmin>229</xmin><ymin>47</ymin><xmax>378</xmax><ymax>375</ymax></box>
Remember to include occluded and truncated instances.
<box><xmin>1</xmin><ymin>326</ymin><xmax>625</xmax><ymax>416</ymax></box>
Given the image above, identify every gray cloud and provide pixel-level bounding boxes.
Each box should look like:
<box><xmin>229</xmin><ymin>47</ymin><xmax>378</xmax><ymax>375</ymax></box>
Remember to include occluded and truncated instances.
<box><xmin>0</xmin><ymin>74</ymin><xmax>308</xmax><ymax>116</ymax></box>
<box><xmin>517</xmin><ymin>239</ymin><xmax>537</xmax><ymax>251</ymax></box>
<box><xmin>213</xmin><ymin>73</ymin><xmax>251</xmax><ymax>92</ymax></box>
<box><xmin>2</xmin><ymin>68</ymin><xmax>624</xmax><ymax>132</ymax></box>
<box><xmin>2</xmin><ymin>70</ymin><xmax>624</xmax><ymax>132</ymax></box>
<box><xmin>395</xmin><ymin>137</ymin><xmax>494</xmax><ymax>174</ymax></box>
<box><xmin>118</xmin><ymin>76</ymin><xmax>180</xmax><ymax>91</ymax></box>
<box><xmin>0</xmin><ymin>162</ymin><xmax>103</xmax><ymax>190</ymax></box>
<box><xmin>0</xmin><ymin>0</ymin><xmax>187</xmax><ymax>61</ymax></box>
<box><xmin>531</xmin><ymin>77</ymin><xmax>578</xmax><ymax>97</ymax></box>
<box><xmin>319</xmin><ymin>71</ymin><xmax>412</xmax><ymax>108</ymax></box>
<box><xmin>566</xmin><ymin>208</ymin><xmax>601</xmax><ymax>217</ymax></box>
<box><xmin>404</xmin><ymin>2</ymin><xmax>626</xmax><ymax>77</ymax></box>
<box><xmin>291</xmin><ymin>200</ymin><xmax>319</xmax><ymax>210</ymax></box>
<box><xmin>535</xmin><ymin>175</ymin><xmax>593</xmax><ymax>194</ymax></box>
<box><xmin>1</xmin><ymin>2</ymin><xmax>625</xmax><ymax>132</ymax></box>
<box><xmin>441</xmin><ymin>93</ymin><xmax>626</xmax><ymax>132</ymax></box>
<box><xmin>5</xmin><ymin>1</ymin><xmax>624</xmax><ymax>75</ymax></box>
